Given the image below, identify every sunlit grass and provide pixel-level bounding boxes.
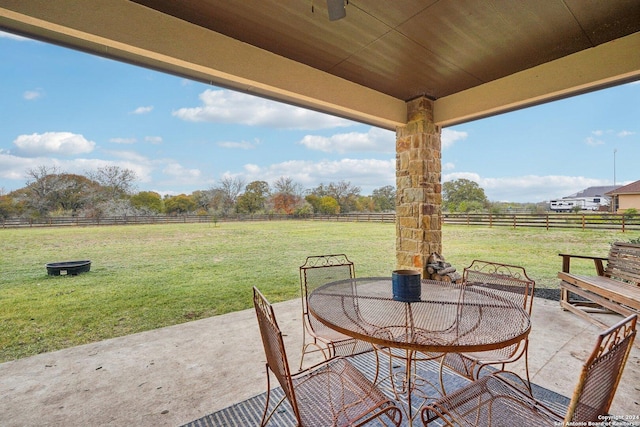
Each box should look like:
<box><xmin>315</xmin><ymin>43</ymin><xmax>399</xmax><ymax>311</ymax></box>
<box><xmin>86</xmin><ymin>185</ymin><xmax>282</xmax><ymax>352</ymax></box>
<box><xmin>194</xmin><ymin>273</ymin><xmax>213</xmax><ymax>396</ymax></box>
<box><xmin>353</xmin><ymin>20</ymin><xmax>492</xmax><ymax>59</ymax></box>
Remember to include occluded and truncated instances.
<box><xmin>0</xmin><ymin>221</ymin><xmax>636</xmax><ymax>362</ymax></box>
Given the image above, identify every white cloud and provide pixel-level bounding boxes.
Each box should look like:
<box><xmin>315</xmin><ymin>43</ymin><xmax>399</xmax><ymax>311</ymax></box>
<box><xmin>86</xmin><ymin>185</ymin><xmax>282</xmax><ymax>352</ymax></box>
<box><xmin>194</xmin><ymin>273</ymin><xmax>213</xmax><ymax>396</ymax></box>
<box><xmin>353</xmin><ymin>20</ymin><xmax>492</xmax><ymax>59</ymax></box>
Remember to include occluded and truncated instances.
<box><xmin>218</xmin><ymin>140</ymin><xmax>259</xmax><ymax>150</ymax></box>
<box><xmin>110</xmin><ymin>137</ymin><xmax>137</xmax><ymax>144</ymax></box>
<box><xmin>131</xmin><ymin>106</ymin><xmax>153</xmax><ymax>114</ymax></box>
<box><xmin>0</xmin><ymin>152</ymin><xmax>40</xmax><ymax>181</ymax></box>
<box><xmin>585</xmin><ymin>136</ymin><xmax>604</xmax><ymax>146</ymax></box>
<box><xmin>13</xmin><ymin>132</ymin><xmax>95</xmax><ymax>157</ymax></box>
<box><xmin>163</xmin><ymin>163</ymin><xmax>201</xmax><ymax>179</ymax></box>
<box><xmin>299</xmin><ymin>127</ymin><xmax>394</xmax><ymax>153</ymax></box>
<box><xmin>156</xmin><ymin>162</ymin><xmax>207</xmax><ymax>189</ymax></box>
<box><xmin>23</xmin><ymin>89</ymin><xmax>43</xmax><ymax>100</ymax></box>
<box><xmin>441</xmin><ymin>129</ymin><xmax>468</xmax><ymax>149</ymax></box>
<box><xmin>298</xmin><ymin>127</ymin><xmax>468</xmax><ymax>154</ymax></box>
<box><xmin>81</xmin><ymin>158</ymin><xmax>154</xmax><ymax>184</ymax></box>
<box><xmin>243</xmin><ymin>164</ymin><xmax>262</xmax><ymax>175</ymax></box>
<box><xmin>0</xmin><ymin>136</ymin><xmax>207</xmax><ymax>193</ymax></box>
<box><xmin>81</xmin><ymin>155</ymin><xmax>200</xmax><ymax>187</ymax></box>
<box><xmin>145</xmin><ymin>136</ymin><xmax>162</xmax><ymax>144</ymax></box>
<box><xmin>172</xmin><ymin>89</ymin><xmax>354</xmax><ymax>130</ymax></box>
<box><xmin>73</xmin><ymin>154</ymin><xmax>202</xmax><ymax>188</ymax></box>
<box><xmin>585</xmin><ymin>129</ymin><xmax>635</xmax><ymax>145</ymax></box>
<box><xmin>617</xmin><ymin>130</ymin><xmax>635</xmax><ymax>137</ymax></box>
<box><xmin>105</xmin><ymin>150</ymin><xmax>150</xmax><ymax>163</ymax></box>
<box><xmin>442</xmin><ymin>162</ymin><xmax>455</xmax><ymax>171</ymax></box>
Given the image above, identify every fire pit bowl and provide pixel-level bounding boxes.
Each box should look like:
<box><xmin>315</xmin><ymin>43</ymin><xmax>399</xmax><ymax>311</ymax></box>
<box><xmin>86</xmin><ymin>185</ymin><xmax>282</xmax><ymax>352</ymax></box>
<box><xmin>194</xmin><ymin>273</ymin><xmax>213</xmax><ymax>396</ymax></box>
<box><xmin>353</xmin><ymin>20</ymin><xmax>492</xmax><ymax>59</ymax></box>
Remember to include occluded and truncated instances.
<box><xmin>46</xmin><ymin>260</ymin><xmax>91</xmax><ymax>276</ymax></box>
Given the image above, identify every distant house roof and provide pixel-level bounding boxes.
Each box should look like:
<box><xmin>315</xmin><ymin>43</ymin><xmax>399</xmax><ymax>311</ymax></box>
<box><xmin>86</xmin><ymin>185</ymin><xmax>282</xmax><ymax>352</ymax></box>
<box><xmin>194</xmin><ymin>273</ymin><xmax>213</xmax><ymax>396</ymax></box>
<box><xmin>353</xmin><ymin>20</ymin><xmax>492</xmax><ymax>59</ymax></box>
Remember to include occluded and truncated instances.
<box><xmin>606</xmin><ymin>180</ymin><xmax>640</xmax><ymax>195</ymax></box>
<box><xmin>566</xmin><ymin>185</ymin><xmax>620</xmax><ymax>198</ymax></box>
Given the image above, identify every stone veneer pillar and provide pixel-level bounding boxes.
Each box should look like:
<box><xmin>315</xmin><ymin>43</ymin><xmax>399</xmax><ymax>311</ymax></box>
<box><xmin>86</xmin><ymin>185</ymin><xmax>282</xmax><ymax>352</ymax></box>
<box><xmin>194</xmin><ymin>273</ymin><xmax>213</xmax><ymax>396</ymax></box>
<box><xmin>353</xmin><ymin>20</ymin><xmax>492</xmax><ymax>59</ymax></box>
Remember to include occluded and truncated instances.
<box><xmin>396</xmin><ymin>97</ymin><xmax>442</xmax><ymax>276</ymax></box>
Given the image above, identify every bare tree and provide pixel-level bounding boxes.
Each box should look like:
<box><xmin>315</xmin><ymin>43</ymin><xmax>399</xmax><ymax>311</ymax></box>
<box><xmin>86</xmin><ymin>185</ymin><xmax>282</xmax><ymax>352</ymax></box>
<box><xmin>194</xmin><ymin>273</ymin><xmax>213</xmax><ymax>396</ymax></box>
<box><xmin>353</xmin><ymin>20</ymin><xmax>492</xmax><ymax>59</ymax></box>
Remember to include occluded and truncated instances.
<box><xmin>87</xmin><ymin>166</ymin><xmax>137</xmax><ymax>201</ymax></box>
<box><xmin>215</xmin><ymin>177</ymin><xmax>245</xmax><ymax>214</ymax></box>
<box><xmin>25</xmin><ymin>165</ymin><xmax>61</xmax><ymax>194</ymax></box>
<box><xmin>23</xmin><ymin>165</ymin><xmax>63</xmax><ymax>216</ymax></box>
<box><xmin>270</xmin><ymin>176</ymin><xmax>304</xmax><ymax>214</ymax></box>
<box><xmin>273</xmin><ymin>176</ymin><xmax>302</xmax><ymax>196</ymax></box>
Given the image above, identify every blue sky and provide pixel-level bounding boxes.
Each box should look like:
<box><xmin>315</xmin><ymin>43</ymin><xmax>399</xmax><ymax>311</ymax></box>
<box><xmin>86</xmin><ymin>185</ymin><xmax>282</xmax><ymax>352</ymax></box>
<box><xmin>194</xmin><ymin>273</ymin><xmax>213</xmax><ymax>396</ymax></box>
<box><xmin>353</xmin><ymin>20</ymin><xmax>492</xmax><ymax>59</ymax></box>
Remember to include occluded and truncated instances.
<box><xmin>1</xmin><ymin>31</ymin><xmax>638</xmax><ymax>203</ymax></box>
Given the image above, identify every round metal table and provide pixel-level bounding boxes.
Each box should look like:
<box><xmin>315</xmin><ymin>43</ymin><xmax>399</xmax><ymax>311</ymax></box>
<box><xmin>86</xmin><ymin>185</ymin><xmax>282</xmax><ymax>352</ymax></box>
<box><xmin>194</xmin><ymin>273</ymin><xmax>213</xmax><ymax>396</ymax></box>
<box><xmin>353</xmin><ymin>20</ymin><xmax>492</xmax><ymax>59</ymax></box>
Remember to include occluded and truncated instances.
<box><xmin>308</xmin><ymin>277</ymin><xmax>531</xmax><ymax>353</ymax></box>
<box><xmin>308</xmin><ymin>277</ymin><xmax>531</xmax><ymax>425</ymax></box>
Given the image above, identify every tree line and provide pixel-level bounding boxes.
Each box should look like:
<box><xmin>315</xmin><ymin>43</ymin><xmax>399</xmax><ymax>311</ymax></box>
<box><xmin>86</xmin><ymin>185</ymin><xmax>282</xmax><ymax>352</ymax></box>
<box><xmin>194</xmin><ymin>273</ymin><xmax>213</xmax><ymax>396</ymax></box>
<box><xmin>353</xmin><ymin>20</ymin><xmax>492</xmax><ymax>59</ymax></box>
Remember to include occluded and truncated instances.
<box><xmin>0</xmin><ymin>166</ymin><xmax>396</xmax><ymax>219</ymax></box>
<box><xmin>0</xmin><ymin>167</ymin><xmax>552</xmax><ymax>221</ymax></box>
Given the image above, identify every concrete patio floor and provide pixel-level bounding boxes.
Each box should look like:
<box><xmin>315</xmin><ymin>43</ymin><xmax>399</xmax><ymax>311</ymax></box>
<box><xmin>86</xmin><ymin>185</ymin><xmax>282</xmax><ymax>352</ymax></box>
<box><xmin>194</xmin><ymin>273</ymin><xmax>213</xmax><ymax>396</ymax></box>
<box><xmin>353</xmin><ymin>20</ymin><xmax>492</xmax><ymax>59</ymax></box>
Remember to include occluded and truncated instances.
<box><xmin>0</xmin><ymin>296</ymin><xmax>638</xmax><ymax>427</ymax></box>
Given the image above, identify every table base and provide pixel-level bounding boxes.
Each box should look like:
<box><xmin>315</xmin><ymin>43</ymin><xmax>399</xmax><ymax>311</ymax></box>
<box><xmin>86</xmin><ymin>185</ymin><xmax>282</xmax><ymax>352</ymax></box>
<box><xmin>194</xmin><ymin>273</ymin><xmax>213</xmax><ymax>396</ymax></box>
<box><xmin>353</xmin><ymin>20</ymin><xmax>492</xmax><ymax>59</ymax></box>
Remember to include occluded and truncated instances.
<box><xmin>373</xmin><ymin>347</ymin><xmax>450</xmax><ymax>426</ymax></box>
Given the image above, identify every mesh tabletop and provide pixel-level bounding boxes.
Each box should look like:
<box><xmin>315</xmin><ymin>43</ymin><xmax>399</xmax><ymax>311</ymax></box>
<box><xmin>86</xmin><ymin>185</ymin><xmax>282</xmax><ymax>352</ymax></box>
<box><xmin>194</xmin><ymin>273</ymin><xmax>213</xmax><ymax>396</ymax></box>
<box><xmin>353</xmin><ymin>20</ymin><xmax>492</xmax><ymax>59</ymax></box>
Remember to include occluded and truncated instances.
<box><xmin>308</xmin><ymin>278</ymin><xmax>531</xmax><ymax>353</ymax></box>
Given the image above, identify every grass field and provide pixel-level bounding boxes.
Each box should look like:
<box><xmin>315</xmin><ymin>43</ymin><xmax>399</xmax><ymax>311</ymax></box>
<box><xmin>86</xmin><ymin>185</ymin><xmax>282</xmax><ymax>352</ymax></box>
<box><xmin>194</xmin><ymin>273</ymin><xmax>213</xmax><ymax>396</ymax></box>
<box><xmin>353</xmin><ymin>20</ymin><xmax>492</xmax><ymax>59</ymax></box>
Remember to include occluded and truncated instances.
<box><xmin>1</xmin><ymin>220</ymin><xmax>636</xmax><ymax>362</ymax></box>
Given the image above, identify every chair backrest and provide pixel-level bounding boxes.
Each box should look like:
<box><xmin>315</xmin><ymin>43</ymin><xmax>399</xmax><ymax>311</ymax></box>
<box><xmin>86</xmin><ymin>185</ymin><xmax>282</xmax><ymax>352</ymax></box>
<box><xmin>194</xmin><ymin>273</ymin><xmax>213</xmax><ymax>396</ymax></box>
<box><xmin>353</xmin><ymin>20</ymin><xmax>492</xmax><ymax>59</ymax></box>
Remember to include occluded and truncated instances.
<box><xmin>300</xmin><ymin>254</ymin><xmax>355</xmax><ymax>318</ymax></box>
<box><xmin>604</xmin><ymin>242</ymin><xmax>640</xmax><ymax>286</ymax></box>
<box><xmin>565</xmin><ymin>314</ymin><xmax>637</xmax><ymax>423</ymax></box>
<box><xmin>252</xmin><ymin>287</ymin><xmax>301</xmax><ymax>422</ymax></box>
<box><xmin>463</xmin><ymin>260</ymin><xmax>535</xmax><ymax>314</ymax></box>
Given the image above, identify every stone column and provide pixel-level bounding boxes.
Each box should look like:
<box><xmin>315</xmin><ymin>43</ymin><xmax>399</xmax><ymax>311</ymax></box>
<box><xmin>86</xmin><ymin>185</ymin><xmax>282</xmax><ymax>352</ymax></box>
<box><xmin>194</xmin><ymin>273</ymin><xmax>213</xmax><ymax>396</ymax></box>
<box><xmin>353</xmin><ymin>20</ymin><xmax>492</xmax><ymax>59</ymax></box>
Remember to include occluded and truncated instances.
<box><xmin>396</xmin><ymin>97</ymin><xmax>442</xmax><ymax>276</ymax></box>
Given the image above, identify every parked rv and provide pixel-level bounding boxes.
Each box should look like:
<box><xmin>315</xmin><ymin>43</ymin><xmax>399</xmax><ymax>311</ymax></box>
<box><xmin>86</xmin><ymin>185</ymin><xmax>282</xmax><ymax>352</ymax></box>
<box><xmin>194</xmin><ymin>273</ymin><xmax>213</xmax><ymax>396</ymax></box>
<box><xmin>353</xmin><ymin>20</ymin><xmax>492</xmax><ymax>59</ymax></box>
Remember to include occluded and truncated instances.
<box><xmin>549</xmin><ymin>197</ymin><xmax>605</xmax><ymax>212</ymax></box>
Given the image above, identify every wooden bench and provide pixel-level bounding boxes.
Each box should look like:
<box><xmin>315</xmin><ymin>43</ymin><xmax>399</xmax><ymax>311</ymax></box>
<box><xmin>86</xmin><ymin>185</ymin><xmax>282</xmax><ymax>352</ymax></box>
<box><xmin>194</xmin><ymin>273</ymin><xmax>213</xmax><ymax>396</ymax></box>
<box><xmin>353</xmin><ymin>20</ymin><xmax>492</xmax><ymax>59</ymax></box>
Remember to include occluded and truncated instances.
<box><xmin>558</xmin><ymin>241</ymin><xmax>640</xmax><ymax>330</ymax></box>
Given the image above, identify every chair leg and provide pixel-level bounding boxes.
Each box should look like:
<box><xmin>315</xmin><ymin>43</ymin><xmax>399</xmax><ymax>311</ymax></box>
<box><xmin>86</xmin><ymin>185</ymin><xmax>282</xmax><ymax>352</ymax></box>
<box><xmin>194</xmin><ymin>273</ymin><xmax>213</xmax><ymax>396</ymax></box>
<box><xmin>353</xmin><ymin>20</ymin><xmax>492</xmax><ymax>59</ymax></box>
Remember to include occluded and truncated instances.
<box><xmin>298</xmin><ymin>348</ymin><xmax>305</xmax><ymax>371</ymax></box>
<box><xmin>298</xmin><ymin>326</ymin><xmax>308</xmax><ymax>371</ymax></box>
<box><xmin>438</xmin><ymin>355</ymin><xmax>448</xmax><ymax>396</ymax></box>
<box><xmin>259</xmin><ymin>364</ymin><xmax>271</xmax><ymax>427</ymax></box>
<box><xmin>521</xmin><ymin>344</ymin><xmax>533</xmax><ymax>395</ymax></box>
<box><xmin>259</xmin><ymin>364</ymin><xmax>287</xmax><ymax>427</ymax></box>
<box><xmin>372</xmin><ymin>346</ymin><xmax>380</xmax><ymax>386</ymax></box>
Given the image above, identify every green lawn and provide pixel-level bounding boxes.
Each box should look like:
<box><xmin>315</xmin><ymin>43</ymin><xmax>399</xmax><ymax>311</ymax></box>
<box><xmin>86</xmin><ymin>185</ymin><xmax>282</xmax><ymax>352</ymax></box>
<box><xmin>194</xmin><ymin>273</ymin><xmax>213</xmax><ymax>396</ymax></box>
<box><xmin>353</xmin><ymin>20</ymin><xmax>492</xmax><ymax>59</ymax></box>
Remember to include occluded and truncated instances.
<box><xmin>0</xmin><ymin>221</ymin><xmax>635</xmax><ymax>362</ymax></box>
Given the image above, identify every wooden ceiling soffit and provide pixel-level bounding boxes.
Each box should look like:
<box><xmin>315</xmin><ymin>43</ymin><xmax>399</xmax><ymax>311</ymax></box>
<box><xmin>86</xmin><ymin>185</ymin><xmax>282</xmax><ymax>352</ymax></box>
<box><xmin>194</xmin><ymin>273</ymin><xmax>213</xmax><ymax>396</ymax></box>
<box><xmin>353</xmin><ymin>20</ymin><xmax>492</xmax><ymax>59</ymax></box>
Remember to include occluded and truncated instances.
<box><xmin>434</xmin><ymin>31</ymin><xmax>640</xmax><ymax>127</ymax></box>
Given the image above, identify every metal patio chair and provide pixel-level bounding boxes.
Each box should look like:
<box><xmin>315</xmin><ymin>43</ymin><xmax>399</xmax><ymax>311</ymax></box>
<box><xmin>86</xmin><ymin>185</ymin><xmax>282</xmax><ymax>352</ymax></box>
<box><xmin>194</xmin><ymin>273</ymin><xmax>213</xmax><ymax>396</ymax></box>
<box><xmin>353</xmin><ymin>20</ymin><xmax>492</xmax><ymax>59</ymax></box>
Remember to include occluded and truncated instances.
<box><xmin>253</xmin><ymin>287</ymin><xmax>402</xmax><ymax>427</ymax></box>
<box><xmin>299</xmin><ymin>254</ymin><xmax>372</xmax><ymax>370</ymax></box>
<box><xmin>421</xmin><ymin>313</ymin><xmax>637</xmax><ymax>426</ymax></box>
<box><xmin>441</xmin><ymin>260</ymin><xmax>536</xmax><ymax>392</ymax></box>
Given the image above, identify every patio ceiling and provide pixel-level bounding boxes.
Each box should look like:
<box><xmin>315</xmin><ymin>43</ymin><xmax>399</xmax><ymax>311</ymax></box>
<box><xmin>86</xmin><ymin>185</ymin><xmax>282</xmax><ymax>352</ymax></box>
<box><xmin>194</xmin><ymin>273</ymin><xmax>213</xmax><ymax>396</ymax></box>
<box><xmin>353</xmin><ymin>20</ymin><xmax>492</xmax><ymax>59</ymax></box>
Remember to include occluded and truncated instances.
<box><xmin>1</xmin><ymin>0</ymin><xmax>639</xmax><ymax>130</ymax></box>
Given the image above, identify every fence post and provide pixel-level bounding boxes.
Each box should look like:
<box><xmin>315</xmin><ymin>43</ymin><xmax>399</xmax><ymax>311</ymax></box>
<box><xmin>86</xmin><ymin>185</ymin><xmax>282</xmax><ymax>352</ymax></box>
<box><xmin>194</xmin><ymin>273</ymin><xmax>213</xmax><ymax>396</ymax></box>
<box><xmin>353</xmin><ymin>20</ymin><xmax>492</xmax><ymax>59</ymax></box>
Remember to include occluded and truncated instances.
<box><xmin>582</xmin><ymin>215</ymin><xmax>585</xmax><ymax>230</ymax></box>
<box><xmin>546</xmin><ymin>214</ymin><xmax>549</xmax><ymax>231</ymax></box>
<box><xmin>622</xmin><ymin>215</ymin><xmax>626</xmax><ymax>233</ymax></box>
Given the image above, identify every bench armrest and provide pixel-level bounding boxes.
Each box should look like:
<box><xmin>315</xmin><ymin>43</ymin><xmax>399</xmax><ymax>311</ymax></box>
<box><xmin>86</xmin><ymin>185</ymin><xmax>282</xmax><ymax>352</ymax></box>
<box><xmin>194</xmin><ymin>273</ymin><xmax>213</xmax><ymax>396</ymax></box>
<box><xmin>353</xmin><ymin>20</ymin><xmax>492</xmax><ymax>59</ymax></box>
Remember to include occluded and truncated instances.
<box><xmin>558</xmin><ymin>253</ymin><xmax>608</xmax><ymax>276</ymax></box>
